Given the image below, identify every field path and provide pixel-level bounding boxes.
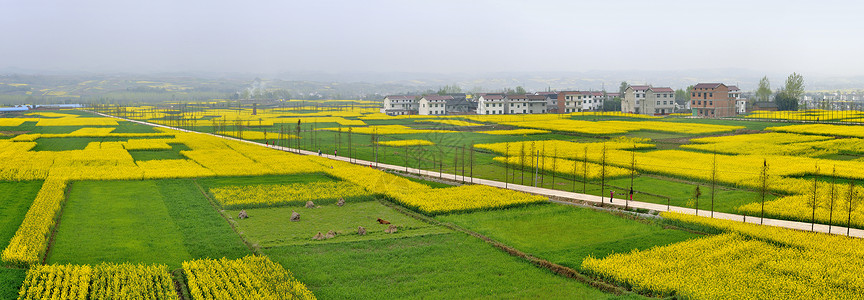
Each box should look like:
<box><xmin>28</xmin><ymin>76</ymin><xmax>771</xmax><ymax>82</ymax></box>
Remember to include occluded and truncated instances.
<box><xmin>92</xmin><ymin>111</ymin><xmax>864</xmax><ymax>239</ymax></box>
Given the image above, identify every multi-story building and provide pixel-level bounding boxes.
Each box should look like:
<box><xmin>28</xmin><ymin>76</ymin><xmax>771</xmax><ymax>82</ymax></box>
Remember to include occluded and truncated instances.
<box><xmin>622</xmin><ymin>85</ymin><xmax>675</xmax><ymax>115</ymax></box>
<box><xmin>508</xmin><ymin>94</ymin><xmax>546</xmax><ymax>114</ymax></box>
<box><xmin>728</xmin><ymin>85</ymin><xmax>742</xmax><ymax>99</ymax></box>
<box><xmin>736</xmin><ymin>99</ymin><xmax>747</xmax><ymax>114</ymax></box>
<box><xmin>535</xmin><ymin>92</ymin><xmax>559</xmax><ymax>113</ymax></box>
<box><xmin>382</xmin><ymin>95</ymin><xmax>418</xmax><ymax>115</ymax></box>
<box><xmin>418</xmin><ymin>95</ymin><xmax>452</xmax><ymax>115</ymax></box>
<box><xmin>580</xmin><ymin>91</ymin><xmax>606</xmax><ymax>111</ymax></box>
<box><xmin>557</xmin><ymin>91</ymin><xmax>583</xmax><ymax>113</ymax></box>
<box><xmin>476</xmin><ymin>94</ymin><xmax>507</xmax><ymax>115</ymax></box>
<box><xmin>690</xmin><ymin>83</ymin><xmax>737</xmax><ymax>117</ymax></box>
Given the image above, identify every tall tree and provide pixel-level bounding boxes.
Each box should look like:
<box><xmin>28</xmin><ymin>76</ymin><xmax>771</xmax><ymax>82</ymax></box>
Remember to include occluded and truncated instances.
<box><xmin>674</xmin><ymin>87</ymin><xmax>692</xmax><ymax>105</ymax></box>
<box><xmin>515</xmin><ymin>86</ymin><xmax>527</xmax><ymax>94</ymax></box>
<box><xmin>756</xmin><ymin>76</ymin><xmax>772</xmax><ymax>102</ymax></box>
<box><xmin>775</xmin><ymin>92</ymin><xmax>799</xmax><ymax>111</ymax></box>
<box><xmin>784</xmin><ymin>72</ymin><xmax>805</xmax><ymax>100</ymax></box>
<box><xmin>603</xmin><ymin>97</ymin><xmax>622</xmax><ymax>112</ymax></box>
<box><xmin>618</xmin><ymin>81</ymin><xmax>629</xmax><ymax>96</ymax></box>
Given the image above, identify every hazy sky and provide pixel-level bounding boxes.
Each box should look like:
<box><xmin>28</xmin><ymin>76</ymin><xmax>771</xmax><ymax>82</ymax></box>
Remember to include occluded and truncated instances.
<box><xmin>3</xmin><ymin>0</ymin><xmax>864</xmax><ymax>76</ymax></box>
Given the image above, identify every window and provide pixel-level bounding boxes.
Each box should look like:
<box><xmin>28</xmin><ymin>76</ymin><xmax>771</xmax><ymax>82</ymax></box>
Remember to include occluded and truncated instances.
<box><xmin>709</xmin><ymin>101</ymin><xmax>713</xmax><ymax>105</ymax></box>
<box><xmin>656</xmin><ymin>101</ymin><xmax>660</xmax><ymax>105</ymax></box>
<box><xmin>709</xmin><ymin>93</ymin><xmax>713</xmax><ymax>97</ymax></box>
<box><xmin>523</xmin><ymin>109</ymin><xmax>526</xmax><ymax>113</ymax></box>
<box><xmin>692</xmin><ymin>92</ymin><xmax>695</xmax><ymax>97</ymax></box>
<box><xmin>698</xmin><ymin>92</ymin><xmax>702</xmax><ymax>97</ymax></box>
<box><xmin>692</xmin><ymin>100</ymin><xmax>695</xmax><ymax>105</ymax></box>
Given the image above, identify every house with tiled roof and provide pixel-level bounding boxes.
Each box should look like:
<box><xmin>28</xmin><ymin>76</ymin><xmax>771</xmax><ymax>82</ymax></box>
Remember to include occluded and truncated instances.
<box><xmin>418</xmin><ymin>95</ymin><xmax>453</xmax><ymax>115</ymax></box>
<box><xmin>689</xmin><ymin>83</ymin><xmax>737</xmax><ymax>117</ymax></box>
<box><xmin>578</xmin><ymin>91</ymin><xmax>607</xmax><ymax>111</ymax></box>
<box><xmin>534</xmin><ymin>92</ymin><xmax>559</xmax><ymax>113</ymax></box>
<box><xmin>622</xmin><ymin>85</ymin><xmax>675</xmax><ymax>115</ymax></box>
<box><xmin>382</xmin><ymin>95</ymin><xmax>419</xmax><ymax>115</ymax></box>
<box><xmin>507</xmin><ymin>94</ymin><xmax>546</xmax><ymax>114</ymax></box>
<box><xmin>476</xmin><ymin>94</ymin><xmax>506</xmax><ymax>115</ymax></box>
<box><xmin>557</xmin><ymin>91</ymin><xmax>584</xmax><ymax>113</ymax></box>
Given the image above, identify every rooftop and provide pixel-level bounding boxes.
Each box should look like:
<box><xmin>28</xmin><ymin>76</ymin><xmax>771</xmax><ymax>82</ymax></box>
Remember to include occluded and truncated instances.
<box><xmin>693</xmin><ymin>83</ymin><xmax>724</xmax><ymax>89</ymax></box>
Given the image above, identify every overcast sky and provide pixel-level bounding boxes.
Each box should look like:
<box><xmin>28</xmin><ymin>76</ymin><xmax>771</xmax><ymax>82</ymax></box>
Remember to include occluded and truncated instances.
<box><xmin>3</xmin><ymin>0</ymin><xmax>863</xmax><ymax>76</ymax></box>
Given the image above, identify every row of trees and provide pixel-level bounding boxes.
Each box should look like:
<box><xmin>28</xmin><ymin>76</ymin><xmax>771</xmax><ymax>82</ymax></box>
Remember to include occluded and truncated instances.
<box><xmin>755</xmin><ymin>73</ymin><xmax>804</xmax><ymax>111</ymax></box>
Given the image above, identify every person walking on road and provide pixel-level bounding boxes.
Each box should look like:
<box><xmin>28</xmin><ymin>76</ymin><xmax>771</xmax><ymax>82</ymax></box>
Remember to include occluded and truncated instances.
<box><xmin>610</xmin><ymin>190</ymin><xmax>614</xmax><ymax>203</ymax></box>
<box><xmin>629</xmin><ymin>187</ymin><xmax>634</xmax><ymax>201</ymax></box>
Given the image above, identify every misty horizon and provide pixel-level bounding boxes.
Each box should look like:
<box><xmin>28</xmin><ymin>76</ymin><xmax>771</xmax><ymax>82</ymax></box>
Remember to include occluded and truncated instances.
<box><xmin>4</xmin><ymin>0</ymin><xmax>864</xmax><ymax>77</ymax></box>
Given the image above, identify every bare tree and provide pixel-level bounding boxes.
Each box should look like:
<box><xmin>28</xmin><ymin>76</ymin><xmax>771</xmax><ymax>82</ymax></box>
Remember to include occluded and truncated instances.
<box><xmin>469</xmin><ymin>143</ymin><xmax>474</xmax><ymax>183</ymax></box>
<box><xmin>846</xmin><ymin>181</ymin><xmax>856</xmax><ymax>236</ymax></box>
<box><xmin>829</xmin><ymin>166</ymin><xmax>837</xmax><ymax>233</ymax></box>
<box><xmin>628</xmin><ymin>146</ymin><xmax>636</xmax><ymax>210</ymax></box>
<box><xmin>347</xmin><ymin>127</ymin><xmax>353</xmax><ymax>163</ymax></box>
<box><xmin>600</xmin><ymin>143</ymin><xmax>607</xmax><ymax>202</ymax></box>
<box><xmin>520</xmin><ymin>142</ymin><xmax>526</xmax><ymax>185</ymax></box>
<box><xmin>809</xmin><ymin>164</ymin><xmax>819</xmax><ymax>231</ymax></box>
<box><xmin>760</xmin><ymin>159</ymin><xmax>769</xmax><ymax>224</ymax></box>
<box><xmin>582</xmin><ymin>146</ymin><xmax>589</xmax><ymax>193</ymax></box>
<box><xmin>694</xmin><ymin>186</ymin><xmax>702</xmax><ymax>216</ymax></box>
<box><xmin>711</xmin><ymin>149</ymin><xmax>717</xmax><ymax>218</ymax></box>
<box><xmin>540</xmin><ymin>143</ymin><xmax>546</xmax><ymax>186</ymax></box>
<box><xmin>551</xmin><ymin>147</ymin><xmax>557</xmax><ymax>188</ymax></box>
<box><xmin>504</xmin><ymin>143</ymin><xmax>510</xmax><ymax>188</ymax></box>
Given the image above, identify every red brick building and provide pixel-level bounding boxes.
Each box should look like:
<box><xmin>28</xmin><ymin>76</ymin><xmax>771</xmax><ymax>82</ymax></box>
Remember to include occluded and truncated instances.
<box><xmin>690</xmin><ymin>83</ymin><xmax>736</xmax><ymax>117</ymax></box>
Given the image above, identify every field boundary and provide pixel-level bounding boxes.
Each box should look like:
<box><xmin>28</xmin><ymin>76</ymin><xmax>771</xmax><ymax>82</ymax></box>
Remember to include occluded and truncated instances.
<box><xmin>88</xmin><ymin>111</ymin><xmax>864</xmax><ymax>238</ymax></box>
<box><xmin>190</xmin><ymin>179</ymin><xmax>260</xmax><ymax>256</ymax></box>
<box><xmin>376</xmin><ymin>198</ymin><xmax>645</xmax><ymax>297</ymax></box>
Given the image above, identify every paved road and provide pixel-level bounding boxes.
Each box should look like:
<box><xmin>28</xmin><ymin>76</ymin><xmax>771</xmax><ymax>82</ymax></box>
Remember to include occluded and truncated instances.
<box><xmin>93</xmin><ymin>111</ymin><xmax>864</xmax><ymax>238</ymax></box>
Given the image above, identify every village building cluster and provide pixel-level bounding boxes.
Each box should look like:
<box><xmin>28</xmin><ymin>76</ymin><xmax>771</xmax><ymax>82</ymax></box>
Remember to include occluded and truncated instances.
<box><xmin>382</xmin><ymin>82</ymin><xmax>750</xmax><ymax>118</ymax></box>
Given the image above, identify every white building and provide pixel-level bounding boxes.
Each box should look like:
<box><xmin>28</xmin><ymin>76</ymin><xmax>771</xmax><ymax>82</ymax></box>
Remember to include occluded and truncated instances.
<box><xmin>580</xmin><ymin>91</ymin><xmax>606</xmax><ymax>111</ymax></box>
<box><xmin>382</xmin><ymin>95</ymin><xmax>419</xmax><ymax>115</ymax></box>
<box><xmin>507</xmin><ymin>94</ymin><xmax>546</xmax><ymax>114</ymax></box>
<box><xmin>736</xmin><ymin>99</ymin><xmax>748</xmax><ymax>114</ymax></box>
<box><xmin>418</xmin><ymin>95</ymin><xmax>452</xmax><ymax>115</ymax></box>
<box><xmin>728</xmin><ymin>85</ymin><xmax>742</xmax><ymax>99</ymax></box>
<box><xmin>534</xmin><ymin>92</ymin><xmax>559</xmax><ymax>113</ymax></box>
<box><xmin>477</xmin><ymin>94</ymin><xmax>506</xmax><ymax>115</ymax></box>
<box><xmin>622</xmin><ymin>85</ymin><xmax>675</xmax><ymax>115</ymax></box>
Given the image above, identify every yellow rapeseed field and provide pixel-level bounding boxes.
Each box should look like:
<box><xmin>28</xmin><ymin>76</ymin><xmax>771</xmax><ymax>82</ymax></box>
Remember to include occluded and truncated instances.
<box><xmin>583</xmin><ymin>212</ymin><xmax>864</xmax><ymax>299</ymax></box>
<box><xmin>17</xmin><ymin>262</ymin><xmax>182</xmax><ymax>300</ymax></box>
<box><xmin>183</xmin><ymin>256</ymin><xmax>315</xmax><ymax>300</ymax></box>
<box><xmin>376</xmin><ymin>139</ymin><xmax>435</xmax><ymax>147</ymax></box>
<box><xmin>210</xmin><ymin>181</ymin><xmax>371</xmax><ymax>209</ymax></box>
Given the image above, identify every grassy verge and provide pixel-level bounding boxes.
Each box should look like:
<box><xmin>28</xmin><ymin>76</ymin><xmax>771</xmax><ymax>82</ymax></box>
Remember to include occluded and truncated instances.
<box><xmin>437</xmin><ymin>203</ymin><xmax>699</xmax><ymax>271</ymax></box>
<box><xmin>225</xmin><ymin>200</ymin><xmax>448</xmax><ymax>248</ymax></box>
<box><xmin>606</xmin><ymin>175</ymin><xmax>775</xmax><ymax>214</ymax></box>
<box><xmin>0</xmin><ymin>181</ymin><xmax>43</xmax><ymax>252</ymax></box>
<box><xmin>265</xmin><ymin>233</ymin><xmax>643</xmax><ymax>299</ymax></box>
<box><xmin>128</xmin><ymin>143</ymin><xmax>191</xmax><ymax>161</ymax></box>
<box><xmin>0</xmin><ymin>267</ymin><xmax>25</xmax><ymax>299</ymax></box>
<box><xmin>47</xmin><ymin>179</ymin><xmax>249</xmax><ymax>268</ymax></box>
